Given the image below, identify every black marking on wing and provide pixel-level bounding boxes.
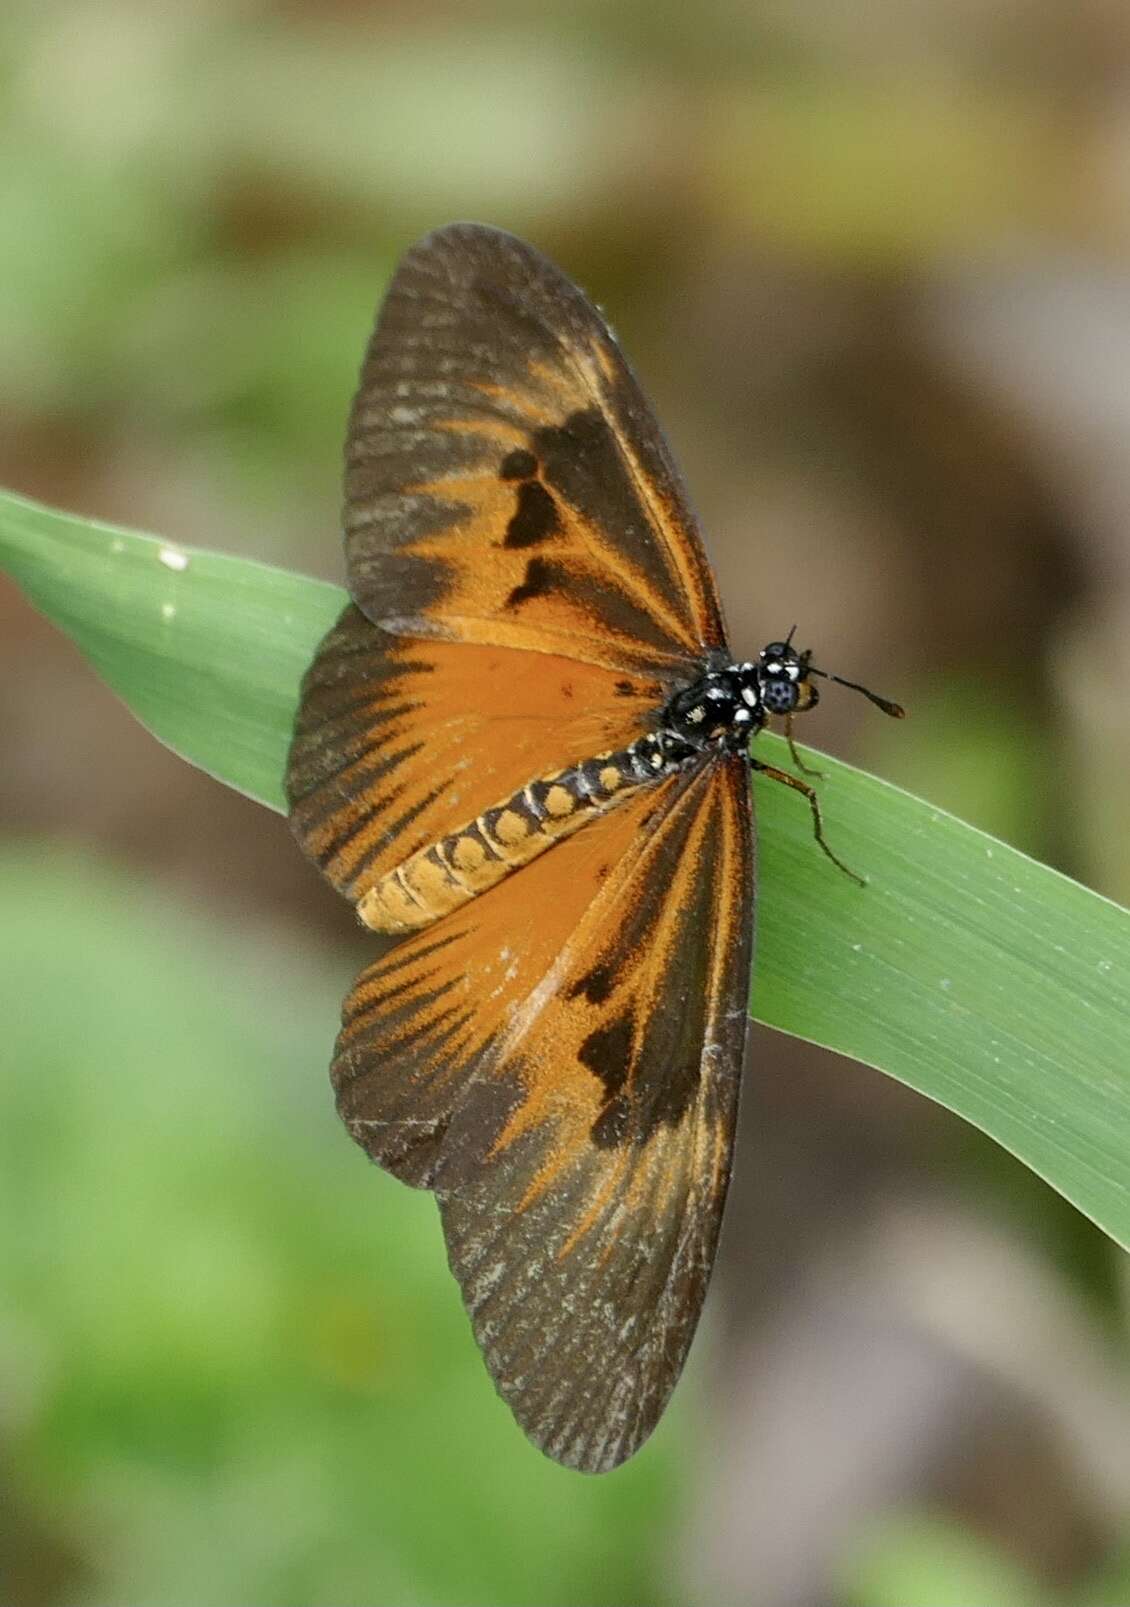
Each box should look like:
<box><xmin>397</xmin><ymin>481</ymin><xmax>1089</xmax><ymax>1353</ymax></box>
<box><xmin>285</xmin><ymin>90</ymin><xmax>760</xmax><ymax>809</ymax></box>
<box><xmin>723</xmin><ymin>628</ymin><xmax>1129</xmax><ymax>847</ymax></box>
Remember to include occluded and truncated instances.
<box><xmin>504</xmin><ymin>480</ymin><xmax>560</xmax><ymax>548</ymax></box>
<box><xmin>578</xmin><ymin>1011</ymin><xmax>635</xmax><ymax>1097</ymax></box>
<box><xmin>505</xmin><ymin>556</ymin><xmax>557</xmax><ymax>608</ymax></box>
<box><xmin>499</xmin><ymin>447</ymin><xmax>538</xmax><ymax>481</ymax></box>
<box><xmin>530</xmin><ymin>406</ymin><xmax>672</xmax><ymax>594</ymax></box>
<box><xmin>591</xmin><ymin>1094</ymin><xmax>632</xmax><ymax>1147</ymax></box>
<box><xmin>566</xmin><ymin>955</ymin><xmax>618</xmax><ymax>1005</ymax></box>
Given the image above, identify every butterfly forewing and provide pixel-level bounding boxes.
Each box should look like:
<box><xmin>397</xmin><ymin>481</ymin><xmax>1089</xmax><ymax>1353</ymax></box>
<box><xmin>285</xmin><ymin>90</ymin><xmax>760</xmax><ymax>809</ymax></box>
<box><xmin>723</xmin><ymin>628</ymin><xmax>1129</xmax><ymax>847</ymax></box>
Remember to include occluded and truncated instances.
<box><xmin>344</xmin><ymin>223</ymin><xmax>728</xmax><ymax>676</ymax></box>
<box><xmin>333</xmin><ymin>757</ymin><xmax>753</xmax><ymax>1471</ymax></box>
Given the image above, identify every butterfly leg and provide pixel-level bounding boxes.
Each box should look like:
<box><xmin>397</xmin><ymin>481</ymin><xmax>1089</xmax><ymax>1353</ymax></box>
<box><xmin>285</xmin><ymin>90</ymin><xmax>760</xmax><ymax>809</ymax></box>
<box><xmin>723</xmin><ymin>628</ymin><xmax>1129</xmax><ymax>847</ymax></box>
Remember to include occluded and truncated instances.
<box><xmin>782</xmin><ymin>714</ymin><xmax>824</xmax><ymax>778</ymax></box>
<box><xmin>750</xmin><ymin>758</ymin><xmax>864</xmax><ymax>886</ymax></box>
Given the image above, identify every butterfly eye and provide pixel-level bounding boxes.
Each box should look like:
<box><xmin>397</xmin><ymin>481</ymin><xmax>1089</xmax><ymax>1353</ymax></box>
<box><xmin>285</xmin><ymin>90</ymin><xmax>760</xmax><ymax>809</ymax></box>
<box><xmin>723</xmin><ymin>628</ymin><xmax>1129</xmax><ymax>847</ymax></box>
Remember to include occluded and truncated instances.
<box><xmin>762</xmin><ymin>677</ymin><xmax>799</xmax><ymax>714</ymax></box>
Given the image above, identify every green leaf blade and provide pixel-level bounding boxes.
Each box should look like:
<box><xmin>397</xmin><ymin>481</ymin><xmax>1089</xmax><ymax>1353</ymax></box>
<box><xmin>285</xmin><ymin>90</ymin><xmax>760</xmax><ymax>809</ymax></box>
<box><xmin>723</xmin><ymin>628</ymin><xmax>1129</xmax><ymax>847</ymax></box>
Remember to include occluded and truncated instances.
<box><xmin>755</xmin><ymin>760</ymin><xmax>1130</xmax><ymax>1246</ymax></box>
<box><xmin>3</xmin><ymin>487</ymin><xmax>1129</xmax><ymax>1250</ymax></box>
<box><xmin>0</xmin><ymin>488</ymin><xmax>344</xmax><ymax>810</ymax></box>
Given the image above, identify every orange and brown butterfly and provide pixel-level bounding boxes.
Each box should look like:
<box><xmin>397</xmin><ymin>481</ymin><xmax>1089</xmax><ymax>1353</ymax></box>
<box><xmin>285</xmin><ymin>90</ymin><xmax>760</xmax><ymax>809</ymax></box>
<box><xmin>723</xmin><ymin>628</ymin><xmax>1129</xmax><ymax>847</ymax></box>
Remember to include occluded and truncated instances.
<box><xmin>285</xmin><ymin>223</ymin><xmax>903</xmax><ymax>1473</ymax></box>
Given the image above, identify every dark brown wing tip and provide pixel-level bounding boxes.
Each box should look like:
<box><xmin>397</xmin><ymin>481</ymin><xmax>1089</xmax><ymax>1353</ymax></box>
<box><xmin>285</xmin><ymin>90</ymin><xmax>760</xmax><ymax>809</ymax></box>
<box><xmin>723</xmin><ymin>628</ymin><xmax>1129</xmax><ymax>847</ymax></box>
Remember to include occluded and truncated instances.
<box><xmin>413</xmin><ymin>220</ymin><xmax>524</xmax><ymax>247</ymax></box>
<box><xmin>528</xmin><ymin>1417</ymin><xmax>659</xmax><ymax>1476</ymax></box>
<box><xmin>402</xmin><ymin>222</ymin><xmax>597</xmax><ymax>316</ymax></box>
<box><xmin>409</xmin><ymin>220</ymin><xmax>554</xmax><ymax>258</ymax></box>
<box><xmin>487</xmin><ymin>1365</ymin><xmax>664</xmax><ymax>1475</ymax></box>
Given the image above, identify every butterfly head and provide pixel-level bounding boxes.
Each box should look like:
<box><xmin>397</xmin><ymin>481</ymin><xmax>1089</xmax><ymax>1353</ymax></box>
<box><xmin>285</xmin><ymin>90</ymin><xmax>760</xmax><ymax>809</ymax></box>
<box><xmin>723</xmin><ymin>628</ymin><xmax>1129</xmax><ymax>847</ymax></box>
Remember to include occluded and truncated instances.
<box><xmin>754</xmin><ymin>640</ymin><xmax>819</xmax><ymax>717</ymax></box>
<box><xmin>663</xmin><ymin>636</ymin><xmax>904</xmax><ymax>758</ymax></box>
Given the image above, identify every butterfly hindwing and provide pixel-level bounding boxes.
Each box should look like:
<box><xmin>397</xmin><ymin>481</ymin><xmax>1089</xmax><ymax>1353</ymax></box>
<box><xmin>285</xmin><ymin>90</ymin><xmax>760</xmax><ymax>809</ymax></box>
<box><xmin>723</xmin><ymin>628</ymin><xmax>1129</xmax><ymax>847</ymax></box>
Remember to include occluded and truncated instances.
<box><xmin>332</xmin><ymin>756</ymin><xmax>754</xmax><ymax>1471</ymax></box>
<box><xmin>344</xmin><ymin>222</ymin><xmax>729</xmax><ymax>676</ymax></box>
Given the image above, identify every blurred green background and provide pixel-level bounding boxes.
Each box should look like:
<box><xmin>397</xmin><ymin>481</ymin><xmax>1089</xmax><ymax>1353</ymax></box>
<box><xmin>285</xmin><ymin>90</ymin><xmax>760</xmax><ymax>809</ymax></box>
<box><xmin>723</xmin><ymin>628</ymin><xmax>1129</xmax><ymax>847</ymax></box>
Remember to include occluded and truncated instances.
<box><xmin>2</xmin><ymin>2</ymin><xmax>1129</xmax><ymax>1604</ymax></box>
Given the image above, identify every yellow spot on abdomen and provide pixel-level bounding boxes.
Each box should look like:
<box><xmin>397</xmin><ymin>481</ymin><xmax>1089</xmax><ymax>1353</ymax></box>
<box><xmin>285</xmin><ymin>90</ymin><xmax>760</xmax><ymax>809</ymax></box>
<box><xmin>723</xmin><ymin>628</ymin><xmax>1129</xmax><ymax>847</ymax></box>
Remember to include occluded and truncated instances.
<box><xmin>493</xmin><ymin>809</ymin><xmax>529</xmax><ymax>846</ymax></box>
<box><xmin>451</xmin><ymin>834</ymin><xmax>486</xmax><ymax>873</ymax></box>
<box><xmin>544</xmin><ymin>785</ymin><xmax>575</xmax><ymax>818</ymax></box>
<box><xmin>599</xmin><ymin>766</ymin><xmax>622</xmax><ymax>792</ymax></box>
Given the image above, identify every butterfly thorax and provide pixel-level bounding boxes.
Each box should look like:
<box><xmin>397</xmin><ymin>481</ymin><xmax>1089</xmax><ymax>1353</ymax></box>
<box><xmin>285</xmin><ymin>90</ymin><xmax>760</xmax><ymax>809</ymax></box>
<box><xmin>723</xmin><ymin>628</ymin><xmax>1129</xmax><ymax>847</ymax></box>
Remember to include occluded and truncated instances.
<box><xmin>662</xmin><ymin>642</ymin><xmax>817</xmax><ymax>755</ymax></box>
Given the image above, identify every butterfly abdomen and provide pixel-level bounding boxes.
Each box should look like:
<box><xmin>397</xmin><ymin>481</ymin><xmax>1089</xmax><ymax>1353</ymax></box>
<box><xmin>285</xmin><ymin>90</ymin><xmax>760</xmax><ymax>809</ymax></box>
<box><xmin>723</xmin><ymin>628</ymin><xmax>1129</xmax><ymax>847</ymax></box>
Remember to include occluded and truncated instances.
<box><xmin>356</xmin><ymin>734</ymin><xmax>681</xmax><ymax>933</ymax></box>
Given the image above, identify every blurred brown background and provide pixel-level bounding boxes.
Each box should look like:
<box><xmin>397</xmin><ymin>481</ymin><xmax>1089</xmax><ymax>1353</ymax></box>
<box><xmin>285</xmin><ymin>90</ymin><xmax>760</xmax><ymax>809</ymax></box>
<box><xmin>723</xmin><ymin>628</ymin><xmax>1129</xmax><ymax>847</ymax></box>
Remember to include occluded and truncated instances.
<box><xmin>2</xmin><ymin>3</ymin><xmax>1129</xmax><ymax>1605</ymax></box>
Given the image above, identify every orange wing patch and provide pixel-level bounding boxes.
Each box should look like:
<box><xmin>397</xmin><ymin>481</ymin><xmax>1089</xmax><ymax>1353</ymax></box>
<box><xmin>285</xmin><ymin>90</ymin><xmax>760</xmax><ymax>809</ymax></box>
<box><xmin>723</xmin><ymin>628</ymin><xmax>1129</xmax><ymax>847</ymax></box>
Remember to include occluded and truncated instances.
<box><xmin>332</xmin><ymin>782</ymin><xmax>677</xmax><ymax>1185</ymax></box>
<box><xmin>343</xmin><ymin>224</ymin><xmax>729</xmax><ymax>675</ymax></box>
<box><xmin>286</xmin><ymin>603</ymin><xmax>662</xmax><ymax>909</ymax></box>
<box><xmin>333</xmin><ymin>757</ymin><xmax>753</xmax><ymax>1471</ymax></box>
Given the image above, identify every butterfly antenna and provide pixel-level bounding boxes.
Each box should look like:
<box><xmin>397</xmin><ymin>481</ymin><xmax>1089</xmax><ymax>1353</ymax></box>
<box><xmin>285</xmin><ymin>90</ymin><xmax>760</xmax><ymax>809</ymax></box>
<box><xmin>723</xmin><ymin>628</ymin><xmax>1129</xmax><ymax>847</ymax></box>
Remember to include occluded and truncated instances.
<box><xmin>809</xmin><ymin>666</ymin><xmax>906</xmax><ymax>719</ymax></box>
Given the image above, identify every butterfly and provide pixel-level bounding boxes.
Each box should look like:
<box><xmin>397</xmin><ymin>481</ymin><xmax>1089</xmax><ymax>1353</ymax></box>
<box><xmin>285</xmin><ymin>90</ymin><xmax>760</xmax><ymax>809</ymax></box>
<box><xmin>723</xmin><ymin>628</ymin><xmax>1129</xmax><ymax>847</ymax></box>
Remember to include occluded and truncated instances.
<box><xmin>285</xmin><ymin>223</ymin><xmax>903</xmax><ymax>1473</ymax></box>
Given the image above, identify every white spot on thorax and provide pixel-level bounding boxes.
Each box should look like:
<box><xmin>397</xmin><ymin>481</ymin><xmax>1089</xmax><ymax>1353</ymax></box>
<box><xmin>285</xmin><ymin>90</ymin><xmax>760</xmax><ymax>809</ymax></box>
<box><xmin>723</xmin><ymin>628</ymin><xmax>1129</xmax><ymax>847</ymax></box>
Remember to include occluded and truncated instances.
<box><xmin>158</xmin><ymin>546</ymin><xmax>189</xmax><ymax>572</ymax></box>
<box><xmin>161</xmin><ymin>601</ymin><xmax>176</xmax><ymax>621</ymax></box>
